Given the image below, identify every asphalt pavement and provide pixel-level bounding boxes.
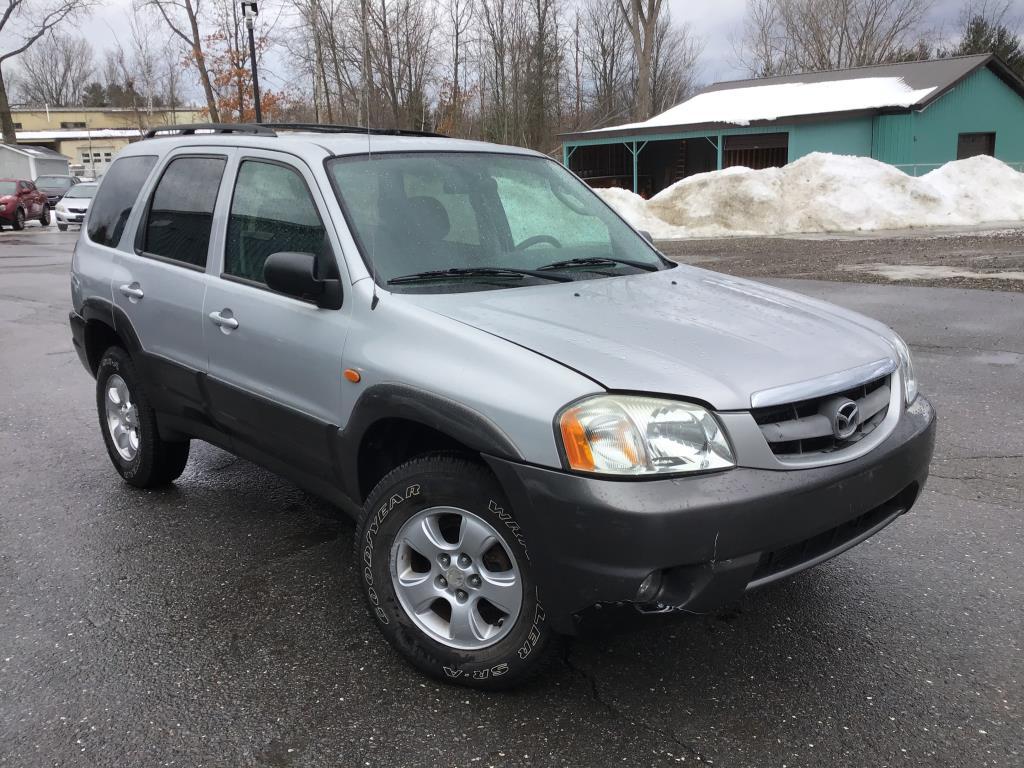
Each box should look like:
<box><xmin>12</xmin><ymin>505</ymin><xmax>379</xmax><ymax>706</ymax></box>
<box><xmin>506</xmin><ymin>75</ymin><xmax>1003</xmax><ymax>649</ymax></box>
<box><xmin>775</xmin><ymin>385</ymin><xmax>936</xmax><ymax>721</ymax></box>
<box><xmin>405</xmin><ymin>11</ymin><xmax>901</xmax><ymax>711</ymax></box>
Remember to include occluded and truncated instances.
<box><xmin>1</xmin><ymin>226</ymin><xmax>1021</xmax><ymax>767</ymax></box>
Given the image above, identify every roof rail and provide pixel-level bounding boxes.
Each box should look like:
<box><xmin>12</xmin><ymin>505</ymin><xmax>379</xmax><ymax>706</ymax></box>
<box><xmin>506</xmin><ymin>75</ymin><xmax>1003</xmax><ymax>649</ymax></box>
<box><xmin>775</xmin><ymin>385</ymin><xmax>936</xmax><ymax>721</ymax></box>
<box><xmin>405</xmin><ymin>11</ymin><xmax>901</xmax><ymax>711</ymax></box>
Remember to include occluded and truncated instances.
<box><xmin>143</xmin><ymin>123</ymin><xmax>277</xmax><ymax>139</ymax></box>
<box><xmin>264</xmin><ymin>122</ymin><xmax>447</xmax><ymax>138</ymax></box>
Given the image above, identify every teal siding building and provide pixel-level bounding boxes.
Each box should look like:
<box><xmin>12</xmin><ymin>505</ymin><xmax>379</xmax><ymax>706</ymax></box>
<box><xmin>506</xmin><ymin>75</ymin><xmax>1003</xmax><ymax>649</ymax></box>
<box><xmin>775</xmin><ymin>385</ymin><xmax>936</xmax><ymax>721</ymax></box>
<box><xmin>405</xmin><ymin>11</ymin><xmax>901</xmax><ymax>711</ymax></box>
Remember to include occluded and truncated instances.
<box><xmin>560</xmin><ymin>54</ymin><xmax>1024</xmax><ymax>196</ymax></box>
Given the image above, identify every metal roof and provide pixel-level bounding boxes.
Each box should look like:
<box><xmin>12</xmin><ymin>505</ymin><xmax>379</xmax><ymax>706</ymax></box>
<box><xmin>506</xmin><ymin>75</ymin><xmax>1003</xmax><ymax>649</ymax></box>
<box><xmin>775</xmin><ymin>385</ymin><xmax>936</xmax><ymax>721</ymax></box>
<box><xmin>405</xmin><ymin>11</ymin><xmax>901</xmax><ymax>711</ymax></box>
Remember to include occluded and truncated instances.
<box><xmin>0</xmin><ymin>143</ymin><xmax>70</xmax><ymax>160</ymax></box>
<box><xmin>701</xmin><ymin>54</ymin><xmax>994</xmax><ymax>97</ymax></box>
<box><xmin>561</xmin><ymin>54</ymin><xmax>1024</xmax><ymax>142</ymax></box>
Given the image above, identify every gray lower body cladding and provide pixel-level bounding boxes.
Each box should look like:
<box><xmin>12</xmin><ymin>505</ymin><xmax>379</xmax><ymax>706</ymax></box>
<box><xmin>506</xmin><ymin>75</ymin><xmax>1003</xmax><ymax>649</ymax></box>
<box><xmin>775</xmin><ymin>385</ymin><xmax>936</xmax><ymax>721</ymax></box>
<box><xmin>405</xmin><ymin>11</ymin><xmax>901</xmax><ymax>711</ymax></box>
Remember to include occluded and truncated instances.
<box><xmin>485</xmin><ymin>396</ymin><xmax>936</xmax><ymax>634</ymax></box>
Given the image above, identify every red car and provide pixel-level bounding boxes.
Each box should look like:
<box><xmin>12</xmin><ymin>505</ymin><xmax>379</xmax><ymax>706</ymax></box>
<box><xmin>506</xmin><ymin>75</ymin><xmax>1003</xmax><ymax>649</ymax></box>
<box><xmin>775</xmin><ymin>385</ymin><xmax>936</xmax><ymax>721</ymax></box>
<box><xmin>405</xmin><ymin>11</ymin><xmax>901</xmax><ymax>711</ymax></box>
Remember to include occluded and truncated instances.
<box><xmin>0</xmin><ymin>178</ymin><xmax>51</xmax><ymax>230</ymax></box>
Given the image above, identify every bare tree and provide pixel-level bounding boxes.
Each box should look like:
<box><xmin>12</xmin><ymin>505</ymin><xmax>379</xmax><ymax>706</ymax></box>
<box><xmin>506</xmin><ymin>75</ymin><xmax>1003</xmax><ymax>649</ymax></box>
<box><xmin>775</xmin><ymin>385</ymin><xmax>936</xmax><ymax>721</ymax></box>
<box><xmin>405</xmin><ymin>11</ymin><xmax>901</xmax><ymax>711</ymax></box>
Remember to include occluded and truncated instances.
<box><xmin>734</xmin><ymin>0</ymin><xmax>794</xmax><ymax>76</ymax></box>
<box><xmin>580</xmin><ymin>0</ymin><xmax>630</xmax><ymax>126</ymax></box>
<box><xmin>439</xmin><ymin>0</ymin><xmax>474</xmax><ymax>134</ymax></box>
<box><xmin>13</xmin><ymin>33</ymin><xmax>93</xmax><ymax>107</ymax></box>
<box><xmin>0</xmin><ymin>0</ymin><xmax>97</xmax><ymax>143</ymax></box>
<box><xmin>140</xmin><ymin>0</ymin><xmax>220</xmax><ymax>121</ymax></box>
<box><xmin>616</xmin><ymin>0</ymin><xmax>662</xmax><ymax>121</ymax></box>
<box><xmin>650</xmin><ymin>12</ymin><xmax>703</xmax><ymax>113</ymax></box>
<box><xmin>736</xmin><ymin>0</ymin><xmax>933</xmax><ymax>76</ymax></box>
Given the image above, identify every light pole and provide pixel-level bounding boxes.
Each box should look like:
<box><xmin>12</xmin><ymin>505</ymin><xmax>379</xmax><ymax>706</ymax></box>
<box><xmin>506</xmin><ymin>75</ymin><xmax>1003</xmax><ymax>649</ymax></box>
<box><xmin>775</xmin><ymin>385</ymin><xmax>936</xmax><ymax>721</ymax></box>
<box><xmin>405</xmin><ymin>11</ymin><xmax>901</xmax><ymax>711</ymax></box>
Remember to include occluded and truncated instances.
<box><xmin>241</xmin><ymin>1</ymin><xmax>262</xmax><ymax>123</ymax></box>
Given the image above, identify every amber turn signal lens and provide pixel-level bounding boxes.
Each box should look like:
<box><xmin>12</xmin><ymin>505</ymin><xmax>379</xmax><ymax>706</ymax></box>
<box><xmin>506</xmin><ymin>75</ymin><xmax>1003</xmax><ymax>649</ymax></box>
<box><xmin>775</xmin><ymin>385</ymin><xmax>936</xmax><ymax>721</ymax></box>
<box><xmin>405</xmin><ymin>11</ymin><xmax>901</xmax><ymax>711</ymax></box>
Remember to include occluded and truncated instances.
<box><xmin>559</xmin><ymin>408</ymin><xmax>596</xmax><ymax>471</ymax></box>
<box><xmin>343</xmin><ymin>368</ymin><xmax>361</xmax><ymax>383</ymax></box>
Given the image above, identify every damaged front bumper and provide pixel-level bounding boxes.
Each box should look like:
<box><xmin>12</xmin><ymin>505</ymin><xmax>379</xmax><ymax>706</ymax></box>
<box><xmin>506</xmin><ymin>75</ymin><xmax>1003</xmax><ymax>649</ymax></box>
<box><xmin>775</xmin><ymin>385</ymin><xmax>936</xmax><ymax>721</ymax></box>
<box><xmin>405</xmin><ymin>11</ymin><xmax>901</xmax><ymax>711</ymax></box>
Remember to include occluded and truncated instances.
<box><xmin>485</xmin><ymin>396</ymin><xmax>936</xmax><ymax>634</ymax></box>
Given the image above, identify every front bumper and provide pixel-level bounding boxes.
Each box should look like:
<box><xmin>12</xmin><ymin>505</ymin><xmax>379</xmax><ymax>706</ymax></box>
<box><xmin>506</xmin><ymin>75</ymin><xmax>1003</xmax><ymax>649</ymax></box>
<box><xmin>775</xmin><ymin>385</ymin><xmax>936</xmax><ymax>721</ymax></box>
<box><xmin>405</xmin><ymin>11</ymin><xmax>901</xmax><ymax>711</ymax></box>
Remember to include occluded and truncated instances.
<box><xmin>56</xmin><ymin>212</ymin><xmax>86</xmax><ymax>224</ymax></box>
<box><xmin>486</xmin><ymin>396</ymin><xmax>936</xmax><ymax>634</ymax></box>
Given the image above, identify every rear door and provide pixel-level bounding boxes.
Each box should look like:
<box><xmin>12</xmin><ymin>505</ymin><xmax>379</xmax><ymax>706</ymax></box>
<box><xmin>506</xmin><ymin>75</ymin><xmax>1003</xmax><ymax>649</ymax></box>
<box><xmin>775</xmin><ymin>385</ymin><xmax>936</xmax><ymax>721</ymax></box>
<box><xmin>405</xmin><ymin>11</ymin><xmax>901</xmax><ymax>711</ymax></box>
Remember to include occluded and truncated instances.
<box><xmin>201</xmin><ymin>150</ymin><xmax>352</xmax><ymax>481</ymax></box>
<box><xmin>112</xmin><ymin>149</ymin><xmax>233</xmax><ymax>421</ymax></box>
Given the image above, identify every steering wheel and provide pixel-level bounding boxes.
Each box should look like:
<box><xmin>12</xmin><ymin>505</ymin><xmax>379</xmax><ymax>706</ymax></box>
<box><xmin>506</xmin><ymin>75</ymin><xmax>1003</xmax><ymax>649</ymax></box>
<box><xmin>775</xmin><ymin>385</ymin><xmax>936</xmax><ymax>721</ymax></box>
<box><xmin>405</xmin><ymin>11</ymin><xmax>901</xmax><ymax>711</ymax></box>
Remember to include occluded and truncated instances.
<box><xmin>515</xmin><ymin>234</ymin><xmax>562</xmax><ymax>250</ymax></box>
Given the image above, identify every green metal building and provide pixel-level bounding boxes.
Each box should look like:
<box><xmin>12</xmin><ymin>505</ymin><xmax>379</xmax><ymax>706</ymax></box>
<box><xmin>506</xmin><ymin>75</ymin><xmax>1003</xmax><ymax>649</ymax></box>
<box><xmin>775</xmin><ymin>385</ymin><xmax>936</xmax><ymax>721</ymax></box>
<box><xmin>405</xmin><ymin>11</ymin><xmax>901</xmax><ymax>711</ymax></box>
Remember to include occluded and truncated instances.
<box><xmin>560</xmin><ymin>54</ymin><xmax>1024</xmax><ymax>197</ymax></box>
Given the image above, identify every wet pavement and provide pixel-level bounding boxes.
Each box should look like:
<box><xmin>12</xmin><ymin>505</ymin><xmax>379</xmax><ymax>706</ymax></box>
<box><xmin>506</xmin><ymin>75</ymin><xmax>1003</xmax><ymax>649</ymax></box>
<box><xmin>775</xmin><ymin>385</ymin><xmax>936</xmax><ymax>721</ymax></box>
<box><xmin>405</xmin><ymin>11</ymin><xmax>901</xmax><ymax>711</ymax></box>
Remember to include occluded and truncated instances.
<box><xmin>2</xmin><ymin>227</ymin><xmax>1021</xmax><ymax>767</ymax></box>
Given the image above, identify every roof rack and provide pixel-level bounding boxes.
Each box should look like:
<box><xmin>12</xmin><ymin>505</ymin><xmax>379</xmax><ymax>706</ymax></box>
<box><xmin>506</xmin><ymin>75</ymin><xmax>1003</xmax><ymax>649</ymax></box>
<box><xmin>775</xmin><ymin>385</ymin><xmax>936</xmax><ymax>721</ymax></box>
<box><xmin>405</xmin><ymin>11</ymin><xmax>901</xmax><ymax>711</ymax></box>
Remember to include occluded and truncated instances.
<box><xmin>264</xmin><ymin>123</ymin><xmax>447</xmax><ymax>138</ymax></box>
<box><xmin>142</xmin><ymin>123</ymin><xmax>276</xmax><ymax>139</ymax></box>
<box><xmin>142</xmin><ymin>122</ymin><xmax>448</xmax><ymax>141</ymax></box>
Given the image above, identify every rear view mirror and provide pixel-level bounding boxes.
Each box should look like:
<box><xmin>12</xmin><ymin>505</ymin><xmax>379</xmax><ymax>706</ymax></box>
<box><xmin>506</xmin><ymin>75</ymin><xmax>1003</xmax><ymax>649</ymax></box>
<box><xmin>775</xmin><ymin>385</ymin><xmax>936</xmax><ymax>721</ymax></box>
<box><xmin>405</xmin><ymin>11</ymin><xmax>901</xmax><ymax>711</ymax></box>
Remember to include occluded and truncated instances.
<box><xmin>264</xmin><ymin>251</ymin><xmax>342</xmax><ymax>309</ymax></box>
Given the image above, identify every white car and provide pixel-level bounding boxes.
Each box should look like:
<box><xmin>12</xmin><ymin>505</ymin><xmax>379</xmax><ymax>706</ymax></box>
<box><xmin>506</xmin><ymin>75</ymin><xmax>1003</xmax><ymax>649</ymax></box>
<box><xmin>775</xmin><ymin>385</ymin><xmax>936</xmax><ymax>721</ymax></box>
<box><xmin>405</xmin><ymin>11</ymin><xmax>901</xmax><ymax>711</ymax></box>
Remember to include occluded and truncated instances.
<box><xmin>55</xmin><ymin>182</ymin><xmax>97</xmax><ymax>231</ymax></box>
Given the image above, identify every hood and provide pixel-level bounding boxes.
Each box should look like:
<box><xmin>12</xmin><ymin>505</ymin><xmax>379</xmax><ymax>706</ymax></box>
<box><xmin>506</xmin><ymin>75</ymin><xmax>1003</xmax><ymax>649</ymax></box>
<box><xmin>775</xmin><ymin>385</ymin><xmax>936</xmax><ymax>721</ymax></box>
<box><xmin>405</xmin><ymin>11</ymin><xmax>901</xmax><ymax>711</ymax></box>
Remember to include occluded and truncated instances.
<box><xmin>60</xmin><ymin>197</ymin><xmax>92</xmax><ymax>208</ymax></box>
<box><xmin>404</xmin><ymin>266</ymin><xmax>898</xmax><ymax>410</ymax></box>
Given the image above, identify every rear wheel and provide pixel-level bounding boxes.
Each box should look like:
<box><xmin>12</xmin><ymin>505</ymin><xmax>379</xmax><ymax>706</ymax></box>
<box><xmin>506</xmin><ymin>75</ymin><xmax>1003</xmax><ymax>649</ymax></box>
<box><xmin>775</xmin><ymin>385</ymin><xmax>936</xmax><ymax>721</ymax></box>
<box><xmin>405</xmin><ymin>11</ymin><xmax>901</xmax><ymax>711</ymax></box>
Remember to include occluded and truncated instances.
<box><xmin>356</xmin><ymin>454</ymin><xmax>556</xmax><ymax>689</ymax></box>
<box><xmin>39</xmin><ymin>205</ymin><xmax>50</xmax><ymax>226</ymax></box>
<box><xmin>96</xmin><ymin>346</ymin><xmax>190</xmax><ymax>488</ymax></box>
<box><xmin>12</xmin><ymin>208</ymin><xmax>24</xmax><ymax>230</ymax></box>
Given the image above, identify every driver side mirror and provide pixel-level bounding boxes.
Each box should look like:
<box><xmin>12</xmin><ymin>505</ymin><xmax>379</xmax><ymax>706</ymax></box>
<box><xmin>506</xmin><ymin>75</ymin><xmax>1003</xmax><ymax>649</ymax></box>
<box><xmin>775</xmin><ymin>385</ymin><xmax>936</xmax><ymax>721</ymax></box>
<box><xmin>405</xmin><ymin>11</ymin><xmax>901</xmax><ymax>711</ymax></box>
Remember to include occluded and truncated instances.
<box><xmin>638</xmin><ymin>230</ymin><xmax>654</xmax><ymax>244</ymax></box>
<box><xmin>264</xmin><ymin>251</ymin><xmax>342</xmax><ymax>310</ymax></box>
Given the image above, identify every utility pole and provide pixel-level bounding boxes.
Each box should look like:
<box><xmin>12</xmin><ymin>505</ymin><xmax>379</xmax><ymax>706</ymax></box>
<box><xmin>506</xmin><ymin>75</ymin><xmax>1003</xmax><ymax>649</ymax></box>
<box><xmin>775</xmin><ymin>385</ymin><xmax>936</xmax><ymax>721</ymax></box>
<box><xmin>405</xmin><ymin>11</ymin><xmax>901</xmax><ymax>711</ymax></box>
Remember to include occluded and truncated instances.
<box><xmin>241</xmin><ymin>1</ymin><xmax>262</xmax><ymax>123</ymax></box>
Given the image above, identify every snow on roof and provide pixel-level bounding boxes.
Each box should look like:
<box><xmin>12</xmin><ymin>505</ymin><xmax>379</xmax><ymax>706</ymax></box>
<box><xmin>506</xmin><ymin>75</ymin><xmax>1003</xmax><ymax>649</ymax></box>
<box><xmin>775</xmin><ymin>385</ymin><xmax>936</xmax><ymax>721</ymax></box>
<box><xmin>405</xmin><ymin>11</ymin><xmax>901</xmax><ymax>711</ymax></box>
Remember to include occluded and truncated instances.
<box><xmin>586</xmin><ymin>76</ymin><xmax>936</xmax><ymax>134</ymax></box>
<box><xmin>0</xmin><ymin>143</ymin><xmax>69</xmax><ymax>159</ymax></box>
<box><xmin>15</xmin><ymin>128</ymin><xmax>141</xmax><ymax>140</ymax></box>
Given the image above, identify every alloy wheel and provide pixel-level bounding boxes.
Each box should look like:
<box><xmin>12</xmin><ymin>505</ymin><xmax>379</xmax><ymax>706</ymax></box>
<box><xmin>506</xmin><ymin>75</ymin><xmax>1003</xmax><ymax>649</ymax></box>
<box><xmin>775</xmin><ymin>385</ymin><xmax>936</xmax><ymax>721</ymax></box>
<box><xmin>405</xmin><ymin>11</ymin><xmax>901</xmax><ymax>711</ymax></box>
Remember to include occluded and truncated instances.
<box><xmin>390</xmin><ymin>506</ymin><xmax>523</xmax><ymax>650</ymax></box>
<box><xmin>103</xmin><ymin>374</ymin><xmax>140</xmax><ymax>461</ymax></box>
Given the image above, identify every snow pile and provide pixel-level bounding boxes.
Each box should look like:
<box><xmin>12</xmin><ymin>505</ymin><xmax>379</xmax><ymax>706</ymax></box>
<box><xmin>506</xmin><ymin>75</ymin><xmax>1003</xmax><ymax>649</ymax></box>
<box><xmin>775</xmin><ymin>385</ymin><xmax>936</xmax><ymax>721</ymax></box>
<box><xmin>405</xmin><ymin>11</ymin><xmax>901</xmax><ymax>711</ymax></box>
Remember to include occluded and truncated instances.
<box><xmin>595</xmin><ymin>153</ymin><xmax>1024</xmax><ymax>238</ymax></box>
<box><xmin>588</xmin><ymin>77</ymin><xmax>935</xmax><ymax>132</ymax></box>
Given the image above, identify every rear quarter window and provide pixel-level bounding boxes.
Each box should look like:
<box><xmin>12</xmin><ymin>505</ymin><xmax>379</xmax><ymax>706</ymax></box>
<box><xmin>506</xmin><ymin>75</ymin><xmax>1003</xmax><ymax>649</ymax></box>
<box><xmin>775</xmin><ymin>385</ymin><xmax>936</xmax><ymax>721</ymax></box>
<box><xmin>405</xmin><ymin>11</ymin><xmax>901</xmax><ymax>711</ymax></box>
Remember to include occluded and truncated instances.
<box><xmin>87</xmin><ymin>155</ymin><xmax>158</xmax><ymax>248</ymax></box>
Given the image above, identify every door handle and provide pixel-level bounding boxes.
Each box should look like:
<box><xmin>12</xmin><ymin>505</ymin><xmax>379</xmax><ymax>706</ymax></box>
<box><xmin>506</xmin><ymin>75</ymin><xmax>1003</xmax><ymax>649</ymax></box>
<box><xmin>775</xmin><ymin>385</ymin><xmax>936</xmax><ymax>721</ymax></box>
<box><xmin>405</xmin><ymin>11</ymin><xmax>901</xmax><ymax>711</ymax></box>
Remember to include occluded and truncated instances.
<box><xmin>208</xmin><ymin>310</ymin><xmax>239</xmax><ymax>330</ymax></box>
<box><xmin>118</xmin><ymin>283</ymin><xmax>144</xmax><ymax>301</ymax></box>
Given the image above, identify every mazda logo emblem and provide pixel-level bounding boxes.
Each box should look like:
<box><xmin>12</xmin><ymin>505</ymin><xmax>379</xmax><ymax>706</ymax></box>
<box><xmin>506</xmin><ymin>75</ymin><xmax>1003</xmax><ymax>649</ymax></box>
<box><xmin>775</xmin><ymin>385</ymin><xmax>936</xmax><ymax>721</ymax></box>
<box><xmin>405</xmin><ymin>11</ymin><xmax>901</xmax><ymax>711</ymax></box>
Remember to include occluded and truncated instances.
<box><xmin>834</xmin><ymin>401</ymin><xmax>860</xmax><ymax>439</ymax></box>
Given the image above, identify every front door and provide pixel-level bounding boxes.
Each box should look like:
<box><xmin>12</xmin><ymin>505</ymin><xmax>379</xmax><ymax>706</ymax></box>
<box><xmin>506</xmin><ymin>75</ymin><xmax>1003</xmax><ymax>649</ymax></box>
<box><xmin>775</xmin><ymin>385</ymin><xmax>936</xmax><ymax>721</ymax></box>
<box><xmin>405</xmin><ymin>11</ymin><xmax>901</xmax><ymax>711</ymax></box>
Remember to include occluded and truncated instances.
<box><xmin>113</xmin><ymin>150</ymin><xmax>232</xmax><ymax>420</ymax></box>
<box><xmin>202</xmin><ymin>152</ymin><xmax>352</xmax><ymax>481</ymax></box>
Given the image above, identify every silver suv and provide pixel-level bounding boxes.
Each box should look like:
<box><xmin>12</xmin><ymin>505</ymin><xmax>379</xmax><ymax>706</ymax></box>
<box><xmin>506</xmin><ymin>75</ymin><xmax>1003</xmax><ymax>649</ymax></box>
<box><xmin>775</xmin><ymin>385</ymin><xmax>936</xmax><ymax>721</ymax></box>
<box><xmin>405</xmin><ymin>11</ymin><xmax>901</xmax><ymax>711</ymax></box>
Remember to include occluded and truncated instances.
<box><xmin>69</xmin><ymin>124</ymin><xmax>936</xmax><ymax>689</ymax></box>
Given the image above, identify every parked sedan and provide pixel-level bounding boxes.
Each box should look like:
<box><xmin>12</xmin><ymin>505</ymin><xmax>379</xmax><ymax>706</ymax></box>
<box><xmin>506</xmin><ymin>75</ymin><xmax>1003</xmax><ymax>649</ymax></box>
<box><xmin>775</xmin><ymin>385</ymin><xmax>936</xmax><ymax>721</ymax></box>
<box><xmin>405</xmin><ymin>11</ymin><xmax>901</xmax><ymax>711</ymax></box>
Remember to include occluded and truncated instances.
<box><xmin>34</xmin><ymin>174</ymin><xmax>81</xmax><ymax>207</ymax></box>
<box><xmin>55</xmin><ymin>182</ymin><xmax>97</xmax><ymax>231</ymax></box>
<box><xmin>0</xmin><ymin>179</ymin><xmax>50</xmax><ymax>230</ymax></box>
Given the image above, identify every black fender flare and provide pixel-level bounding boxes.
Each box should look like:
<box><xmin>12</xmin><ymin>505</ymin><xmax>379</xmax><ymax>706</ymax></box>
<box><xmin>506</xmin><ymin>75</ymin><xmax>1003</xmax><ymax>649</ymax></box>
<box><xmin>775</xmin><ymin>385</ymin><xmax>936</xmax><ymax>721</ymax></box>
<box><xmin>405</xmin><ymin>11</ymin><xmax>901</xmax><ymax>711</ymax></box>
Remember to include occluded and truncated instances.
<box><xmin>336</xmin><ymin>383</ymin><xmax>524</xmax><ymax>500</ymax></box>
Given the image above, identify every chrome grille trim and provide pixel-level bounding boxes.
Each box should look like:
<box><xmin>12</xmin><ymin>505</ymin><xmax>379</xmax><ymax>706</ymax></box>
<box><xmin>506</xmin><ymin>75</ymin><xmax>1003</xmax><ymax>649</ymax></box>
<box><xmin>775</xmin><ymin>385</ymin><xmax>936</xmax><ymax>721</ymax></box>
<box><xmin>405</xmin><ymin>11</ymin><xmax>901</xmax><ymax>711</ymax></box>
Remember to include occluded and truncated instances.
<box><xmin>750</xmin><ymin>357</ymin><xmax>897</xmax><ymax>409</ymax></box>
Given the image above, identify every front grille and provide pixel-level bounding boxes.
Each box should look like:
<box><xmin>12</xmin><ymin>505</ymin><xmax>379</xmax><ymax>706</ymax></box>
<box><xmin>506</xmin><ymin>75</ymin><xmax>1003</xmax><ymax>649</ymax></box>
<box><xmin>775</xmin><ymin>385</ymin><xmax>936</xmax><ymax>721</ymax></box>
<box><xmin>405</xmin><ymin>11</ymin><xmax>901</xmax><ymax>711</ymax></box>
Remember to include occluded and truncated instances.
<box><xmin>68</xmin><ymin>207</ymin><xmax>87</xmax><ymax>214</ymax></box>
<box><xmin>752</xmin><ymin>375</ymin><xmax>891</xmax><ymax>458</ymax></box>
<box><xmin>749</xmin><ymin>483</ymin><xmax>917</xmax><ymax>585</ymax></box>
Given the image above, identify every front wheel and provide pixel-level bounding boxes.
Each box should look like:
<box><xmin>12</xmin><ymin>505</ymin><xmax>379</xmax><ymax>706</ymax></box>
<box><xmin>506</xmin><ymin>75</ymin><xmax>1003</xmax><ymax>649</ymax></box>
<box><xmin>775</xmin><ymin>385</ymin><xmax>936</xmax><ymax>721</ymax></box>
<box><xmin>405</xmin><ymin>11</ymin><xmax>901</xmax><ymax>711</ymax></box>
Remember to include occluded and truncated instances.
<box><xmin>356</xmin><ymin>455</ymin><xmax>557</xmax><ymax>689</ymax></box>
<box><xmin>96</xmin><ymin>346</ymin><xmax>190</xmax><ymax>488</ymax></box>
<box><xmin>57</xmin><ymin>223</ymin><xmax>68</xmax><ymax>232</ymax></box>
<box><xmin>12</xmin><ymin>208</ymin><xmax>24</xmax><ymax>230</ymax></box>
<box><xmin>39</xmin><ymin>205</ymin><xmax>50</xmax><ymax>226</ymax></box>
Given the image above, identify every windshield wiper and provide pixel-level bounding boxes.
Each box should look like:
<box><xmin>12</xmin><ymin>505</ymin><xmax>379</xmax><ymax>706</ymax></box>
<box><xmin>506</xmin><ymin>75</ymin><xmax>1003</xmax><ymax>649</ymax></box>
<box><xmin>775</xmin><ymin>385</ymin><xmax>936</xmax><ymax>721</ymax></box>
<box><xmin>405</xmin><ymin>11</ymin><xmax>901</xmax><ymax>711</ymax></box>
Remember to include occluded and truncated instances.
<box><xmin>387</xmin><ymin>267</ymin><xmax>572</xmax><ymax>285</ymax></box>
<box><xmin>537</xmin><ymin>256</ymin><xmax>660</xmax><ymax>272</ymax></box>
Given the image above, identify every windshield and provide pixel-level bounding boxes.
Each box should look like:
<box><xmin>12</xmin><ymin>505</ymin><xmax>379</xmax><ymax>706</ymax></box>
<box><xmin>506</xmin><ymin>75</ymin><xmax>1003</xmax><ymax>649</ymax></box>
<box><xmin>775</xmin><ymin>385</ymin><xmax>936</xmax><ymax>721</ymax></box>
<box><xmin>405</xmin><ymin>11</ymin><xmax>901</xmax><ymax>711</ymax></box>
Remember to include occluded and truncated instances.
<box><xmin>0</xmin><ymin>181</ymin><xmax>16</xmax><ymax>195</ymax></box>
<box><xmin>36</xmin><ymin>176</ymin><xmax>73</xmax><ymax>190</ymax></box>
<box><xmin>65</xmin><ymin>183</ymin><xmax>97</xmax><ymax>199</ymax></box>
<box><xmin>327</xmin><ymin>152</ymin><xmax>666</xmax><ymax>291</ymax></box>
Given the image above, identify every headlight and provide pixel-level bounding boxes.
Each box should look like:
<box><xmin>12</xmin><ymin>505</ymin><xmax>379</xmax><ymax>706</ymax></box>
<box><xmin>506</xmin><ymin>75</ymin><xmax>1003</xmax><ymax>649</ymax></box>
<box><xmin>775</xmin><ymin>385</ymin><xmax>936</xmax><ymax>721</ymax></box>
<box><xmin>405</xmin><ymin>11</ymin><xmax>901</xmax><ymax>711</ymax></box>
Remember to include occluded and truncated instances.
<box><xmin>0</xmin><ymin>203</ymin><xmax>5</xmax><ymax>211</ymax></box>
<box><xmin>557</xmin><ymin>395</ymin><xmax>735</xmax><ymax>476</ymax></box>
<box><xmin>56</xmin><ymin>204</ymin><xmax>66</xmax><ymax>213</ymax></box>
<box><xmin>891</xmin><ymin>334</ymin><xmax>918</xmax><ymax>405</ymax></box>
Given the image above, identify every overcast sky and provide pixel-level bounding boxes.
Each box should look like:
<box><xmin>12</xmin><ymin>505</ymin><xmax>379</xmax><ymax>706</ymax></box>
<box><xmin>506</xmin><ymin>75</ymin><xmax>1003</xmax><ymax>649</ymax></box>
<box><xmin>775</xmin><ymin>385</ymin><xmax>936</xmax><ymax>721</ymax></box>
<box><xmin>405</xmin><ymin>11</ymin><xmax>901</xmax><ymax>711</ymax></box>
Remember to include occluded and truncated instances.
<box><xmin>75</xmin><ymin>0</ymin><xmax>1005</xmax><ymax>103</ymax></box>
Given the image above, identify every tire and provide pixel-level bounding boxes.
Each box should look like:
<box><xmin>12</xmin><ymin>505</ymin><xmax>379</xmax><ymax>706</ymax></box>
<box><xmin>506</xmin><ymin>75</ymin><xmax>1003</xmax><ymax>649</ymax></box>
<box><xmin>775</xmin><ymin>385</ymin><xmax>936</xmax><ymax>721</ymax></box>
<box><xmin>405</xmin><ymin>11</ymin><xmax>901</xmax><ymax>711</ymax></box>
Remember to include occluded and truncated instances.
<box><xmin>356</xmin><ymin>454</ymin><xmax>557</xmax><ymax>689</ymax></box>
<box><xmin>57</xmin><ymin>223</ymin><xmax>68</xmax><ymax>232</ymax></box>
<box><xmin>39</xmin><ymin>205</ymin><xmax>50</xmax><ymax>226</ymax></box>
<box><xmin>96</xmin><ymin>346</ymin><xmax>190</xmax><ymax>488</ymax></box>
<box><xmin>12</xmin><ymin>208</ymin><xmax>24</xmax><ymax>230</ymax></box>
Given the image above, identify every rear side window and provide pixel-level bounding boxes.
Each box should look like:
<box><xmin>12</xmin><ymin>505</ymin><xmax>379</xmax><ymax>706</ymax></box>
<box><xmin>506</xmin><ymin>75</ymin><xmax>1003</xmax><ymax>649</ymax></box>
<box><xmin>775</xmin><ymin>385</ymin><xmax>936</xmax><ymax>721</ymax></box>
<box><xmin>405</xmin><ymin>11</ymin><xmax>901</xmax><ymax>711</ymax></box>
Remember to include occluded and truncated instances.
<box><xmin>224</xmin><ymin>160</ymin><xmax>327</xmax><ymax>284</ymax></box>
<box><xmin>141</xmin><ymin>156</ymin><xmax>226</xmax><ymax>268</ymax></box>
<box><xmin>87</xmin><ymin>155</ymin><xmax>158</xmax><ymax>247</ymax></box>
